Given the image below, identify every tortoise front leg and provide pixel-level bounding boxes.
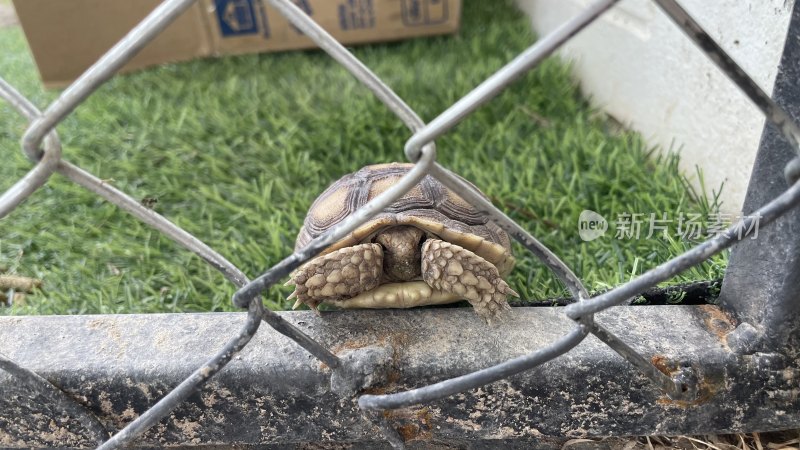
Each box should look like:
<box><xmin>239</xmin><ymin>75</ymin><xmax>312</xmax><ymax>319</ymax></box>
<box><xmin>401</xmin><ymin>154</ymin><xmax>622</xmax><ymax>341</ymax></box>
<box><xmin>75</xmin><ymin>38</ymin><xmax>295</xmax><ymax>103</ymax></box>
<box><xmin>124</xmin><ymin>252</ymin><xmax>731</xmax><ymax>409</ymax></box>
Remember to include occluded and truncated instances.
<box><xmin>421</xmin><ymin>239</ymin><xmax>518</xmax><ymax>323</ymax></box>
<box><xmin>286</xmin><ymin>243</ymin><xmax>383</xmax><ymax>313</ymax></box>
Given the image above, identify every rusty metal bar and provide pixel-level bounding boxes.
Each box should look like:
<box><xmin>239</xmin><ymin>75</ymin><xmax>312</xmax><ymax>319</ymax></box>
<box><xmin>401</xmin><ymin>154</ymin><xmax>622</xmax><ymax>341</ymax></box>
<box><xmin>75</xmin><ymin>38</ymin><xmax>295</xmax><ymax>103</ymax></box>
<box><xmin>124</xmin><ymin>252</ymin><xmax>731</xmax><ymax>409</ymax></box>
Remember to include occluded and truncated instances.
<box><xmin>719</xmin><ymin>0</ymin><xmax>800</xmax><ymax>352</ymax></box>
<box><xmin>2</xmin><ymin>307</ymin><xmax>798</xmax><ymax>446</ymax></box>
<box><xmin>588</xmin><ymin>323</ymin><xmax>687</xmax><ymax>398</ymax></box>
<box><xmin>358</xmin><ymin>325</ymin><xmax>588</xmax><ymax>411</ymax></box>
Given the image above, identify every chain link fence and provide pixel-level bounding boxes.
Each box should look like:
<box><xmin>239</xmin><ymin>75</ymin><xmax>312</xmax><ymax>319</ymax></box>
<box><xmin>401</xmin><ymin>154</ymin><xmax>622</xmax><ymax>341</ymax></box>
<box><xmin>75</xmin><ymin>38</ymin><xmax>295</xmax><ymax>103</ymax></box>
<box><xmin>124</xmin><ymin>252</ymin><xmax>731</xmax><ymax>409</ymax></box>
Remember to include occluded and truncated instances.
<box><xmin>1</xmin><ymin>0</ymin><xmax>800</xmax><ymax>448</ymax></box>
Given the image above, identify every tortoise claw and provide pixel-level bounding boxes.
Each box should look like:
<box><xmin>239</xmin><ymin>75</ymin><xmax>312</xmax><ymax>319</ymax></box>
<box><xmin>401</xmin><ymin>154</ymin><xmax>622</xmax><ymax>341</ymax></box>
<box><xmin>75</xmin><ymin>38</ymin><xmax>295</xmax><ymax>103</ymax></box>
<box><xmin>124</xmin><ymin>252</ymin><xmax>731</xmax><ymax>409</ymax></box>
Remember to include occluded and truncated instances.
<box><xmin>290</xmin><ymin>296</ymin><xmax>323</xmax><ymax>316</ymax></box>
<box><xmin>497</xmin><ymin>280</ymin><xmax>520</xmax><ymax>298</ymax></box>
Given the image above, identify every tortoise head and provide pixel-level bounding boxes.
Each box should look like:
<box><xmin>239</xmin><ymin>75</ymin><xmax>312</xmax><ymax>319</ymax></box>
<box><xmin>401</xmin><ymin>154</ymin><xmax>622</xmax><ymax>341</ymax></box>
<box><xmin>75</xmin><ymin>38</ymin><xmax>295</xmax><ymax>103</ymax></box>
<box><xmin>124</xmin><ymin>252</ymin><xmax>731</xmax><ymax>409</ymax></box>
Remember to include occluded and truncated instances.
<box><xmin>374</xmin><ymin>225</ymin><xmax>426</xmax><ymax>282</ymax></box>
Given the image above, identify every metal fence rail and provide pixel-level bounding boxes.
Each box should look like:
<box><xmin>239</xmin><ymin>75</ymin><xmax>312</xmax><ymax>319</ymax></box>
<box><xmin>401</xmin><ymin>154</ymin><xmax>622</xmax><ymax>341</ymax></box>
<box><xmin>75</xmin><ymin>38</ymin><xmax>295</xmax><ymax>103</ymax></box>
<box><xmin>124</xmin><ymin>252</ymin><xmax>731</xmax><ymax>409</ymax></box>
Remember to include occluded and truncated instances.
<box><xmin>1</xmin><ymin>0</ymin><xmax>799</xmax><ymax>448</ymax></box>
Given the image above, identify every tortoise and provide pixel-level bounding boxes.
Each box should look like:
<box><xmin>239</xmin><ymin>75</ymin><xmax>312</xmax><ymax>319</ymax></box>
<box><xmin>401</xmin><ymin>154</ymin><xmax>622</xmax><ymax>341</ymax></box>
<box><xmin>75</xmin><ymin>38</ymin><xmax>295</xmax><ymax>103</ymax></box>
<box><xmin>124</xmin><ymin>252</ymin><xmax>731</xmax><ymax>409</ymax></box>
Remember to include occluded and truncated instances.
<box><xmin>286</xmin><ymin>162</ymin><xmax>518</xmax><ymax>322</ymax></box>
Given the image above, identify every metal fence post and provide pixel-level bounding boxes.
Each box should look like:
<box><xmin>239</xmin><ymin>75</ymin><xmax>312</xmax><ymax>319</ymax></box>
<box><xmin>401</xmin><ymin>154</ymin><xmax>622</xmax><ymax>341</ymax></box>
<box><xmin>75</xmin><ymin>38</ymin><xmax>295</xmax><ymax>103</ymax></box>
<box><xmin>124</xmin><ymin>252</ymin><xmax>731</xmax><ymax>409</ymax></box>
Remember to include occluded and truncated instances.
<box><xmin>719</xmin><ymin>0</ymin><xmax>800</xmax><ymax>354</ymax></box>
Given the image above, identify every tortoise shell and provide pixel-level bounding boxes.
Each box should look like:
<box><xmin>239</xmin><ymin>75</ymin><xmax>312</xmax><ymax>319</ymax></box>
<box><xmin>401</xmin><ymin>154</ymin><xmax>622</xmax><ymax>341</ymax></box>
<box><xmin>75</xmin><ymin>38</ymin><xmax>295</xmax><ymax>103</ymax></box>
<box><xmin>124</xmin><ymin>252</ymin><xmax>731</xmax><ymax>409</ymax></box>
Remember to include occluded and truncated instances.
<box><xmin>296</xmin><ymin>163</ymin><xmax>515</xmax><ymax>276</ymax></box>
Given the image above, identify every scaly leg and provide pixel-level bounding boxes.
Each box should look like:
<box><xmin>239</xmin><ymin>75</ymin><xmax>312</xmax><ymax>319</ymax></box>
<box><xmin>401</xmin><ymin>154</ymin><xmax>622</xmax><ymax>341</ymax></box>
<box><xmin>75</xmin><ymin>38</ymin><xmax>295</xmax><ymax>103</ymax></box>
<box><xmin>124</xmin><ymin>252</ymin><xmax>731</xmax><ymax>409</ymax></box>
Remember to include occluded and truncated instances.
<box><xmin>286</xmin><ymin>243</ymin><xmax>383</xmax><ymax>313</ymax></box>
<box><xmin>421</xmin><ymin>239</ymin><xmax>518</xmax><ymax>323</ymax></box>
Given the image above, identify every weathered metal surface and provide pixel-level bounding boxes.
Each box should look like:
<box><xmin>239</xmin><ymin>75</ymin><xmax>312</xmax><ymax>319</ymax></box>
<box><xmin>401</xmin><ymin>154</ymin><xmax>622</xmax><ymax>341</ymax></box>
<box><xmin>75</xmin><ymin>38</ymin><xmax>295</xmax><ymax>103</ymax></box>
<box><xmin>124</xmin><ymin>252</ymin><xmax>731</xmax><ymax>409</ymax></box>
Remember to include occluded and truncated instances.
<box><xmin>0</xmin><ymin>353</ymin><xmax>107</xmax><ymax>447</ymax></box>
<box><xmin>720</xmin><ymin>0</ymin><xmax>800</xmax><ymax>353</ymax></box>
<box><xmin>1</xmin><ymin>306</ymin><xmax>798</xmax><ymax>447</ymax></box>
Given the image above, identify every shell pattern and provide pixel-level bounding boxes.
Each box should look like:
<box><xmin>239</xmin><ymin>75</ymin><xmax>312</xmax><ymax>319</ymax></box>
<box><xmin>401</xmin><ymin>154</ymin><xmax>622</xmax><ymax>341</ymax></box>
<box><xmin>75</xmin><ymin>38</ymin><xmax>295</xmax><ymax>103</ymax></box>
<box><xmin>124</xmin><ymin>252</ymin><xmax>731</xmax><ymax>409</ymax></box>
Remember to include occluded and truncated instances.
<box><xmin>296</xmin><ymin>163</ymin><xmax>515</xmax><ymax>276</ymax></box>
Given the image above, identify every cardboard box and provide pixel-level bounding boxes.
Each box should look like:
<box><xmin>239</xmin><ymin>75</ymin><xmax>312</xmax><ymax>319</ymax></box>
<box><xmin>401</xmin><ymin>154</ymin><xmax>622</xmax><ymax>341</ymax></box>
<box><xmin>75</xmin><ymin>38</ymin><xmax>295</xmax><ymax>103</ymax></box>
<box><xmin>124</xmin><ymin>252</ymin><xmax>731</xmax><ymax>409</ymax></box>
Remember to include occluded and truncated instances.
<box><xmin>12</xmin><ymin>0</ymin><xmax>462</xmax><ymax>87</ymax></box>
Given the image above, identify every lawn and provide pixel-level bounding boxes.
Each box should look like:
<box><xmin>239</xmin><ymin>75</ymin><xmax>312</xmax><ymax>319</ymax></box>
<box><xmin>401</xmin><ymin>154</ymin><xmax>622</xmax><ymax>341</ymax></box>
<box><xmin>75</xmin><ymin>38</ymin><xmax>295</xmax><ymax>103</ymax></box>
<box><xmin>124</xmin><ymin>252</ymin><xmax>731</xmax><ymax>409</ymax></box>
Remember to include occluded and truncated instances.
<box><xmin>0</xmin><ymin>0</ymin><xmax>727</xmax><ymax>315</ymax></box>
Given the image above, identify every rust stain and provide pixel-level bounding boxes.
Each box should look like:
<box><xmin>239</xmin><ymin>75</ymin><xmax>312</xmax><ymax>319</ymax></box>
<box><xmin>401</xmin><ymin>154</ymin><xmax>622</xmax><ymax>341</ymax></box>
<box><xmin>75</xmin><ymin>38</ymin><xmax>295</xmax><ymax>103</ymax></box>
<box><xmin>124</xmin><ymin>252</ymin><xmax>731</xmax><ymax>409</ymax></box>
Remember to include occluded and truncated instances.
<box><xmin>361</xmin><ymin>368</ymin><xmax>402</xmax><ymax>395</ymax></box>
<box><xmin>331</xmin><ymin>335</ymin><xmax>380</xmax><ymax>354</ymax></box>
<box><xmin>416</xmin><ymin>407</ymin><xmax>432</xmax><ymax>430</ymax></box>
<box><xmin>650</xmin><ymin>305</ymin><xmax>736</xmax><ymax>407</ymax></box>
<box><xmin>325</xmin><ymin>331</ymin><xmax>409</xmax><ymax>368</ymax></box>
<box><xmin>328</xmin><ymin>330</ymin><xmax>409</xmax><ymax>359</ymax></box>
<box><xmin>395</xmin><ymin>423</ymin><xmax>422</xmax><ymax>441</ymax></box>
<box><xmin>361</xmin><ymin>385</ymin><xmax>389</xmax><ymax>395</ymax></box>
<box><xmin>650</xmin><ymin>354</ymin><xmax>723</xmax><ymax>408</ymax></box>
<box><xmin>658</xmin><ymin>374</ymin><xmax>722</xmax><ymax>407</ymax></box>
<box><xmin>656</xmin><ymin>383</ymin><xmax>716</xmax><ymax>408</ymax></box>
<box><xmin>383</xmin><ymin>407</ymin><xmax>432</xmax><ymax>442</ymax></box>
<box><xmin>650</xmin><ymin>355</ymin><xmax>673</xmax><ymax>375</ymax></box>
<box><xmin>696</xmin><ymin>304</ymin><xmax>737</xmax><ymax>343</ymax></box>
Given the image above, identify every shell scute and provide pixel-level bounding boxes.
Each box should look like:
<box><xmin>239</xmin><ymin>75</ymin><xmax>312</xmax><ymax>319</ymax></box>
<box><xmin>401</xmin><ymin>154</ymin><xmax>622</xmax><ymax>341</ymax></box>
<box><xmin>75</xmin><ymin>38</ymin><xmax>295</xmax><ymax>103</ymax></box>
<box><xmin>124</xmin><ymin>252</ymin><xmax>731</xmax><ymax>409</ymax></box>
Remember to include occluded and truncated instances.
<box><xmin>296</xmin><ymin>163</ymin><xmax>515</xmax><ymax>276</ymax></box>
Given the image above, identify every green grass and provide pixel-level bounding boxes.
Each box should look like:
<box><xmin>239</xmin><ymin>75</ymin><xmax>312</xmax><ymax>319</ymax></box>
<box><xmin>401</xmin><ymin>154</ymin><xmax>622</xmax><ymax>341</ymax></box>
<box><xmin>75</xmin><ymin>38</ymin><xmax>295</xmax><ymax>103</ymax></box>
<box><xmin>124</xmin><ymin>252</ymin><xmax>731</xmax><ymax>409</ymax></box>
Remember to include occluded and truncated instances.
<box><xmin>0</xmin><ymin>0</ymin><xmax>727</xmax><ymax>315</ymax></box>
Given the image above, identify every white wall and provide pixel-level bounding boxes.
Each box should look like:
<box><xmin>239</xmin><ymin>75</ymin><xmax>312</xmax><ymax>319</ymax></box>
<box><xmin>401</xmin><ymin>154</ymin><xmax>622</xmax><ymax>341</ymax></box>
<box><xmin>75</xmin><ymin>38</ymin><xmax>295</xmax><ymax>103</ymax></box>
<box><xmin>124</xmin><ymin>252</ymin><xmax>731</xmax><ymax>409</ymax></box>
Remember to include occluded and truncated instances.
<box><xmin>516</xmin><ymin>0</ymin><xmax>794</xmax><ymax>213</ymax></box>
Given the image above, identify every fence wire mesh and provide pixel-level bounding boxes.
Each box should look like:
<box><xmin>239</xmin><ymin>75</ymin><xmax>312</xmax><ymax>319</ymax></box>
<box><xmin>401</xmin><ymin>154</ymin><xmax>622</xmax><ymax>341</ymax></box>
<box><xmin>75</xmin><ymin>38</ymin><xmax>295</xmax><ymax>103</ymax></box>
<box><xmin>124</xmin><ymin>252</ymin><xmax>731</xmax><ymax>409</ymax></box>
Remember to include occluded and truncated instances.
<box><xmin>1</xmin><ymin>0</ymin><xmax>800</xmax><ymax>448</ymax></box>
